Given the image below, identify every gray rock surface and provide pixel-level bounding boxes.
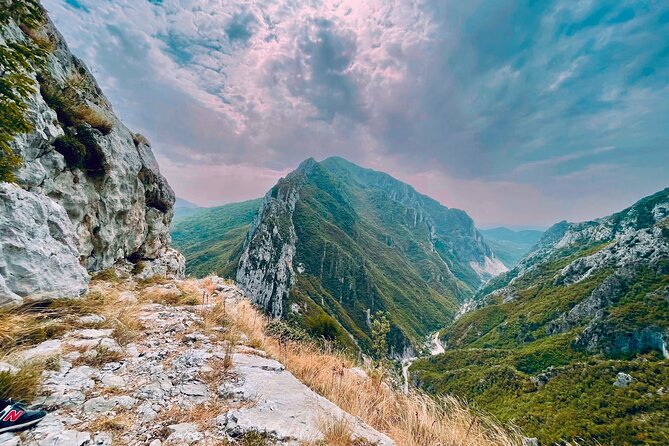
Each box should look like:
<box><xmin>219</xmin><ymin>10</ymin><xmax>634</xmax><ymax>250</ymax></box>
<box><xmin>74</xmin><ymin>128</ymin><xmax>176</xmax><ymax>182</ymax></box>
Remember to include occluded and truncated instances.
<box><xmin>224</xmin><ymin>352</ymin><xmax>395</xmax><ymax>445</ymax></box>
<box><xmin>613</xmin><ymin>372</ymin><xmax>633</xmax><ymax>388</ymax></box>
<box><xmin>0</xmin><ymin>5</ymin><xmax>184</xmax><ymax>307</ymax></box>
<box><xmin>236</xmin><ymin>160</ymin><xmax>308</xmax><ymax>318</ymax></box>
<box><xmin>0</xmin><ymin>183</ymin><xmax>89</xmax><ymax>306</ymax></box>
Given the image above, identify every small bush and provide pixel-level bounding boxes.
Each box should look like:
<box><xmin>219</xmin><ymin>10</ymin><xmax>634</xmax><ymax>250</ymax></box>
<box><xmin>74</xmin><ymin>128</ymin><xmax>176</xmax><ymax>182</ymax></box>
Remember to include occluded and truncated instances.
<box><xmin>53</xmin><ymin>125</ymin><xmax>107</xmax><ymax>174</ymax></box>
<box><xmin>54</xmin><ymin>133</ymin><xmax>87</xmax><ymax>167</ymax></box>
<box><xmin>305</xmin><ymin>313</ymin><xmax>342</xmax><ymax>342</ymax></box>
<box><xmin>265</xmin><ymin>320</ymin><xmax>311</xmax><ymax>344</ymax></box>
<box><xmin>0</xmin><ymin>148</ymin><xmax>23</xmax><ymax>183</ymax></box>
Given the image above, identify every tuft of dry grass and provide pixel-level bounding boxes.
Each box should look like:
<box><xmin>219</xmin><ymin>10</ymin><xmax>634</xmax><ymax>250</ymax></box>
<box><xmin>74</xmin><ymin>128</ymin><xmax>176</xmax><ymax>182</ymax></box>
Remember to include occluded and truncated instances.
<box><xmin>316</xmin><ymin>416</ymin><xmax>355</xmax><ymax>446</ymax></box>
<box><xmin>139</xmin><ymin>279</ymin><xmax>203</xmax><ymax>306</ymax></box>
<box><xmin>72</xmin><ymin>346</ymin><xmax>124</xmax><ymax>368</ymax></box>
<box><xmin>87</xmin><ymin>413</ymin><xmax>133</xmax><ymax>442</ymax></box>
<box><xmin>228</xmin><ymin>299</ymin><xmax>523</xmax><ymax>446</ymax></box>
<box><xmin>90</xmin><ymin>269</ymin><xmax>123</xmax><ymax>283</ymax></box>
<box><xmin>158</xmin><ymin>401</ymin><xmax>227</xmax><ymax>431</ymax></box>
<box><xmin>19</xmin><ymin>23</ymin><xmax>55</xmax><ymax>51</ymax></box>
<box><xmin>0</xmin><ymin>362</ymin><xmax>44</xmax><ymax>401</ymax></box>
<box><xmin>63</xmin><ymin>103</ymin><xmax>113</xmax><ymax>135</ymax></box>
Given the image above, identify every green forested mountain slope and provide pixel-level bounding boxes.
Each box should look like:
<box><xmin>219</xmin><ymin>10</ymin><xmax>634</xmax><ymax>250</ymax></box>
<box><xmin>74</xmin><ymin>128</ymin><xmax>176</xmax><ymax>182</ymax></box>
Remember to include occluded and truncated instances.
<box><xmin>480</xmin><ymin>227</ymin><xmax>543</xmax><ymax>267</ymax></box>
<box><xmin>171</xmin><ymin>199</ymin><xmax>261</xmax><ymax>278</ymax></box>
<box><xmin>235</xmin><ymin>157</ymin><xmax>505</xmax><ymax>355</ymax></box>
<box><xmin>411</xmin><ymin>187</ymin><xmax>669</xmax><ymax>445</ymax></box>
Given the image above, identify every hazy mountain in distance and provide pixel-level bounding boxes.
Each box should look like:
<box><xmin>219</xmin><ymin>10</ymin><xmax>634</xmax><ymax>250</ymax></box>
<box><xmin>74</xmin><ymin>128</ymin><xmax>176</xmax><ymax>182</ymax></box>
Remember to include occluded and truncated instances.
<box><xmin>480</xmin><ymin>227</ymin><xmax>544</xmax><ymax>267</ymax></box>
<box><xmin>172</xmin><ymin>199</ymin><xmax>262</xmax><ymax>278</ymax></box>
<box><xmin>174</xmin><ymin>197</ymin><xmax>204</xmax><ymax>220</ymax></box>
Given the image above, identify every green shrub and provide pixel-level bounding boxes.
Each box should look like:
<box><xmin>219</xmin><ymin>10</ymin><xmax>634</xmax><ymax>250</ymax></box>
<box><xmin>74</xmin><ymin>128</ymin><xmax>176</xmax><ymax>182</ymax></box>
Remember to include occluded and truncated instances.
<box><xmin>53</xmin><ymin>125</ymin><xmax>107</xmax><ymax>174</ymax></box>
<box><xmin>0</xmin><ymin>1</ymin><xmax>47</xmax><ymax>182</ymax></box>
<box><xmin>265</xmin><ymin>320</ymin><xmax>311</xmax><ymax>344</ymax></box>
<box><xmin>305</xmin><ymin>313</ymin><xmax>341</xmax><ymax>342</ymax></box>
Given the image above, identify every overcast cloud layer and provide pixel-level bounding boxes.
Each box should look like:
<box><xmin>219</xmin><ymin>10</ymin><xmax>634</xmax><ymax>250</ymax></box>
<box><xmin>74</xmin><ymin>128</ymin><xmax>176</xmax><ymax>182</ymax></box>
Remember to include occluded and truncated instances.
<box><xmin>43</xmin><ymin>0</ymin><xmax>669</xmax><ymax>228</ymax></box>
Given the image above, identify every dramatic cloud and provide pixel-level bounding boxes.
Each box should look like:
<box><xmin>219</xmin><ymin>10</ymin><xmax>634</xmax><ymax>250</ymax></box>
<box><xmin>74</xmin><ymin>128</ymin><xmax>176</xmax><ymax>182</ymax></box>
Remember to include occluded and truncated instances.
<box><xmin>42</xmin><ymin>0</ymin><xmax>669</xmax><ymax>227</ymax></box>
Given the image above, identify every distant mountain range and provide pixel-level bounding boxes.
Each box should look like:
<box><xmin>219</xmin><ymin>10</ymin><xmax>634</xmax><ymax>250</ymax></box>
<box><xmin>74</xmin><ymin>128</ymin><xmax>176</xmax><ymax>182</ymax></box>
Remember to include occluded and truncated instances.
<box><xmin>411</xmin><ymin>187</ymin><xmax>669</xmax><ymax>445</ymax></box>
<box><xmin>479</xmin><ymin>227</ymin><xmax>543</xmax><ymax>267</ymax></box>
<box><xmin>174</xmin><ymin>197</ymin><xmax>204</xmax><ymax>220</ymax></box>
<box><xmin>173</xmin><ymin>157</ymin><xmax>506</xmax><ymax>354</ymax></box>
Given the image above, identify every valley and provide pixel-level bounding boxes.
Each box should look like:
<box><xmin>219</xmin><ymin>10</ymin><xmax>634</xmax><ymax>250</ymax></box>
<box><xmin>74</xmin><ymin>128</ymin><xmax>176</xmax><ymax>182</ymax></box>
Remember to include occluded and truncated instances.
<box><xmin>412</xmin><ymin>187</ymin><xmax>669</xmax><ymax>445</ymax></box>
<box><xmin>175</xmin><ymin>180</ymin><xmax>669</xmax><ymax>445</ymax></box>
<box><xmin>1</xmin><ymin>1</ymin><xmax>667</xmax><ymax>445</ymax></box>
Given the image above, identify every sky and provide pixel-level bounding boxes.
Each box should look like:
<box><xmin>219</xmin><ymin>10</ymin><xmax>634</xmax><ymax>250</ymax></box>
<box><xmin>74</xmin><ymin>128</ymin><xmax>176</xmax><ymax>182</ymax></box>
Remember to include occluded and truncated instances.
<box><xmin>42</xmin><ymin>0</ymin><xmax>669</xmax><ymax>229</ymax></box>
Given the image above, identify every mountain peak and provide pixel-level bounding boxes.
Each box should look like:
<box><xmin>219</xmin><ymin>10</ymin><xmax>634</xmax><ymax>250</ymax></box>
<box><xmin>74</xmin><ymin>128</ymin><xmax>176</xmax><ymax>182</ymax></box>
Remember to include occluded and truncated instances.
<box><xmin>296</xmin><ymin>157</ymin><xmax>318</xmax><ymax>172</ymax></box>
<box><xmin>235</xmin><ymin>157</ymin><xmax>505</xmax><ymax>354</ymax></box>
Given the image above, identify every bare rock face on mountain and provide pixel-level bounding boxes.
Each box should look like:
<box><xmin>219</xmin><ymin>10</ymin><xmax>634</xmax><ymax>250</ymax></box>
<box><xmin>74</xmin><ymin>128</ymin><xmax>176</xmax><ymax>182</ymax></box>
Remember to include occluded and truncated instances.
<box><xmin>235</xmin><ymin>160</ymin><xmax>311</xmax><ymax>318</ymax></box>
<box><xmin>0</xmin><ymin>2</ymin><xmax>184</xmax><ymax>306</ymax></box>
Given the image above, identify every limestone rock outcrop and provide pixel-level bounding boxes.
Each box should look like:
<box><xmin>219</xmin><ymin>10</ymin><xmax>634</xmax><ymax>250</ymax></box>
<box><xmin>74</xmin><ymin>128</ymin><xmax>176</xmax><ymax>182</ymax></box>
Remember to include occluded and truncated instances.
<box><xmin>0</xmin><ymin>183</ymin><xmax>88</xmax><ymax>306</ymax></box>
<box><xmin>0</xmin><ymin>2</ymin><xmax>183</xmax><ymax>306</ymax></box>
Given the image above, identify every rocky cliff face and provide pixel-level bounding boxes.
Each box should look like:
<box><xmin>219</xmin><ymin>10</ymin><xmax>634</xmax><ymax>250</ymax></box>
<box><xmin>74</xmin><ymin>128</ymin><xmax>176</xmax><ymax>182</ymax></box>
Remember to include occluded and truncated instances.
<box><xmin>236</xmin><ymin>159</ymin><xmax>315</xmax><ymax>318</ymax></box>
<box><xmin>0</xmin><ymin>1</ymin><xmax>183</xmax><ymax>307</ymax></box>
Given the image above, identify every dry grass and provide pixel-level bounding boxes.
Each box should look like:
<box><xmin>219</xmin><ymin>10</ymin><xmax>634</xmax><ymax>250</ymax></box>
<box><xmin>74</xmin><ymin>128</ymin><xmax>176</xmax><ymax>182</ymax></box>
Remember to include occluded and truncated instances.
<box><xmin>316</xmin><ymin>416</ymin><xmax>357</xmax><ymax>446</ymax></box>
<box><xmin>87</xmin><ymin>412</ymin><xmax>133</xmax><ymax>442</ymax></box>
<box><xmin>72</xmin><ymin>346</ymin><xmax>124</xmax><ymax>368</ymax></box>
<box><xmin>0</xmin><ymin>280</ymin><xmax>144</xmax><ymax>394</ymax></box>
<box><xmin>228</xmin><ymin>299</ymin><xmax>523</xmax><ymax>446</ymax></box>
<box><xmin>19</xmin><ymin>23</ymin><xmax>55</xmax><ymax>51</ymax></box>
<box><xmin>158</xmin><ymin>401</ymin><xmax>227</xmax><ymax>431</ymax></box>
<box><xmin>72</xmin><ymin>104</ymin><xmax>113</xmax><ymax>134</ymax></box>
<box><xmin>0</xmin><ymin>295</ymin><xmax>112</xmax><ymax>354</ymax></box>
<box><xmin>139</xmin><ymin>279</ymin><xmax>202</xmax><ymax>306</ymax></box>
<box><xmin>0</xmin><ymin>363</ymin><xmax>44</xmax><ymax>401</ymax></box>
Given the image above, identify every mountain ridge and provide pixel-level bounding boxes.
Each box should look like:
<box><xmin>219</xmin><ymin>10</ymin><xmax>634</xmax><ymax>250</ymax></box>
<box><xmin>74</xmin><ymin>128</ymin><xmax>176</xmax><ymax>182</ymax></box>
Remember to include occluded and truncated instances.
<box><xmin>479</xmin><ymin>227</ymin><xmax>544</xmax><ymax>267</ymax></box>
<box><xmin>234</xmin><ymin>156</ymin><xmax>505</xmax><ymax>354</ymax></box>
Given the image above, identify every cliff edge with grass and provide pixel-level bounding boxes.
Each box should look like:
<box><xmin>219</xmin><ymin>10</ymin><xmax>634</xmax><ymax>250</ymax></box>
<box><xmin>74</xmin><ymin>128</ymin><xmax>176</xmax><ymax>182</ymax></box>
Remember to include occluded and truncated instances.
<box><xmin>0</xmin><ymin>0</ymin><xmax>184</xmax><ymax>307</ymax></box>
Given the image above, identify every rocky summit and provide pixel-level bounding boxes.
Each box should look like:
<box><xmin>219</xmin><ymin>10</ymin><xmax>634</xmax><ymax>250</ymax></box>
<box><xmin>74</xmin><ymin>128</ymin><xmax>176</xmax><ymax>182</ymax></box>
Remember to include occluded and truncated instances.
<box><xmin>0</xmin><ymin>0</ymin><xmax>183</xmax><ymax>308</ymax></box>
